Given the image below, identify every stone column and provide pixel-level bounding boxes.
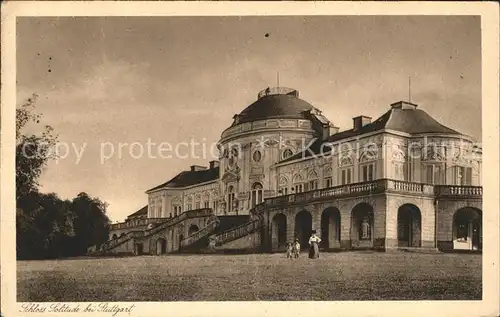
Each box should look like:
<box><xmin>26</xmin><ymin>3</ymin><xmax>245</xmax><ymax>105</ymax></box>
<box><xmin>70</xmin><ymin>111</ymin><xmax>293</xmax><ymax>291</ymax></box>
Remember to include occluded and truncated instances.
<box><xmin>420</xmin><ymin>199</ymin><xmax>436</xmax><ymax>248</ymax></box>
<box><xmin>436</xmin><ymin>200</ymin><xmax>453</xmax><ymax>251</ymax></box>
<box><xmin>311</xmin><ymin>205</ymin><xmax>322</xmax><ymax>234</ymax></box>
<box><xmin>370</xmin><ymin>196</ymin><xmax>386</xmax><ymax>249</ymax></box>
<box><xmin>286</xmin><ymin>210</ymin><xmax>295</xmax><ymax>243</ymax></box>
<box><xmin>384</xmin><ymin>195</ymin><xmax>399</xmax><ymax>249</ymax></box>
<box><xmin>339</xmin><ymin>207</ymin><xmax>351</xmax><ymax>249</ymax></box>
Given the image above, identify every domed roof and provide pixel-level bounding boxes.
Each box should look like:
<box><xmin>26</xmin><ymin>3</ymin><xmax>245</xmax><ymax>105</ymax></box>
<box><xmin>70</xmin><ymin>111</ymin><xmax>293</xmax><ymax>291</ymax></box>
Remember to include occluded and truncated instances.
<box><xmin>231</xmin><ymin>87</ymin><xmax>315</xmax><ymax>126</ymax></box>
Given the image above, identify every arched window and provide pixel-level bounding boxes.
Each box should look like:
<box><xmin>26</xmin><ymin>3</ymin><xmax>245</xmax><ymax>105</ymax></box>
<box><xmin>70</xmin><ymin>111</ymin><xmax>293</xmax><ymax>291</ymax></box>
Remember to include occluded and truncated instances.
<box><xmin>292</xmin><ymin>173</ymin><xmax>305</xmax><ymax>193</ymax></box>
<box><xmin>339</xmin><ymin>155</ymin><xmax>354</xmax><ymax>185</ymax></box>
<box><xmin>306</xmin><ymin>169</ymin><xmax>319</xmax><ymax>191</ymax></box>
<box><xmin>278</xmin><ymin>175</ymin><xmax>289</xmax><ymax>196</ymax></box>
<box><xmin>359</xmin><ymin>150</ymin><xmax>376</xmax><ymax>182</ymax></box>
<box><xmin>282</xmin><ymin>148</ymin><xmax>294</xmax><ymax>160</ymax></box>
<box><xmin>251</xmin><ymin>183</ymin><xmax>263</xmax><ymax>208</ymax></box>
<box><xmin>227</xmin><ymin>185</ymin><xmax>235</xmax><ymax>213</ymax></box>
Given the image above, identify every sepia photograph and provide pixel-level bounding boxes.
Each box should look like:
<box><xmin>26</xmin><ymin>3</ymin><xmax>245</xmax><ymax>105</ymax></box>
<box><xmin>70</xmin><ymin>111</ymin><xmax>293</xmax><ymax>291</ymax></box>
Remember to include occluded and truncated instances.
<box><xmin>1</xmin><ymin>2</ymin><xmax>499</xmax><ymax>317</ymax></box>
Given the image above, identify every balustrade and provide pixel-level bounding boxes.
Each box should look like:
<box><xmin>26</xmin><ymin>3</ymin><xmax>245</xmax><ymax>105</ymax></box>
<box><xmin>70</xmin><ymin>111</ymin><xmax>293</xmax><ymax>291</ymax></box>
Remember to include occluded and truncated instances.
<box><xmin>215</xmin><ymin>219</ymin><xmax>260</xmax><ymax>246</ymax></box>
<box><xmin>263</xmin><ymin>179</ymin><xmax>482</xmax><ymax>208</ymax></box>
<box><xmin>180</xmin><ymin>220</ymin><xmax>219</xmax><ymax>248</ymax></box>
<box><xmin>435</xmin><ymin>185</ymin><xmax>483</xmax><ymax>197</ymax></box>
<box><xmin>145</xmin><ymin>208</ymin><xmax>212</xmax><ymax>237</ymax></box>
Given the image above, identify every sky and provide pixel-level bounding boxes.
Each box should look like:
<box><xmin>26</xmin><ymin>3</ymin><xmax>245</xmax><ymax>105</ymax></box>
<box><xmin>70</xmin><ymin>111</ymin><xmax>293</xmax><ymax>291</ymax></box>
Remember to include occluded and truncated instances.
<box><xmin>16</xmin><ymin>16</ymin><xmax>481</xmax><ymax>222</ymax></box>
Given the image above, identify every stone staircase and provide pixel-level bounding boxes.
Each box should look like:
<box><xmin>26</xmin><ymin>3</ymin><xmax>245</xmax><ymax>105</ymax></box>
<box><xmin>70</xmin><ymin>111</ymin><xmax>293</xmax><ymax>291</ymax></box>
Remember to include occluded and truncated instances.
<box><xmin>179</xmin><ymin>216</ymin><xmax>220</xmax><ymax>251</ymax></box>
<box><xmin>98</xmin><ymin>208</ymin><xmax>213</xmax><ymax>254</ymax></box>
<box><xmin>99</xmin><ymin>231</ymin><xmax>144</xmax><ymax>253</ymax></box>
<box><xmin>210</xmin><ymin>203</ymin><xmax>265</xmax><ymax>250</ymax></box>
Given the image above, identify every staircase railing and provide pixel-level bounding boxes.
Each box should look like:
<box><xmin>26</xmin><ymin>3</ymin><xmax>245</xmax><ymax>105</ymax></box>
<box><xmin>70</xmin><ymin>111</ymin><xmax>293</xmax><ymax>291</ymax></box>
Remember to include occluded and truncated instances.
<box><xmin>100</xmin><ymin>208</ymin><xmax>212</xmax><ymax>252</ymax></box>
<box><xmin>180</xmin><ymin>217</ymin><xmax>219</xmax><ymax>248</ymax></box>
<box><xmin>142</xmin><ymin>208</ymin><xmax>213</xmax><ymax>238</ymax></box>
<box><xmin>214</xmin><ymin>218</ymin><xmax>261</xmax><ymax>246</ymax></box>
<box><xmin>101</xmin><ymin>230</ymin><xmax>140</xmax><ymax>252</ymax></box>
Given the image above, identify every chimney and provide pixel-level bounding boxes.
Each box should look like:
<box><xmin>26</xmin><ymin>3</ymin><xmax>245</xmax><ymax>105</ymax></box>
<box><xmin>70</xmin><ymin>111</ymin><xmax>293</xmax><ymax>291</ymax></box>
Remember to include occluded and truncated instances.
<box><xmin>329</xmin><ymin>125</ymin><xmax>340</xmax><ymax>135</ymax></box>
<box><xmin>390</xmin><ymin>101</ymin><xmax>418</xmax><ymax>110</ymax></box>
<box><xmin>353</xmin><ymin>116</ymin><xmax>372</xmax><ymax>132</ymax></box>
<box><xmin>209</xmin><ymin>160</ymin><xmax>220</xmax><ymax>169</ymax></box>
<box><xmin>321</xmin><ymin>124</ymin><xmax>340</xmax><ymax>140</ymax></box>
<box><xmin>190</xmin><ymin>165</ymin><xmax>207</xmax><ymax>172</ymax></box>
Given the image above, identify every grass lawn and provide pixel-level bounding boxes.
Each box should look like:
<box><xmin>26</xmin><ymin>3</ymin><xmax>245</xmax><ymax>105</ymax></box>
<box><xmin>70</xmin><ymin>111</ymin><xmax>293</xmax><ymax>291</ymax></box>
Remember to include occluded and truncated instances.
<box><xmin>17</xmin><ymin>251</ymin><xmax>481</xmax><ymax>301</ymax></box>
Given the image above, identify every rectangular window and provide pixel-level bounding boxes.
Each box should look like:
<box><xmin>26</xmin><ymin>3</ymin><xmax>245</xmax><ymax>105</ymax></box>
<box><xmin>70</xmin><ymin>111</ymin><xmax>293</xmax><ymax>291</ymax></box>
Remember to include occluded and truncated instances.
<box><xmin>228</xmin><ymin>193</ymin><xmax>235</xmax><ymax>212</ymax></box>
<box><xmin>212</xmin><ymin>201</ymin><xmax>217</xmax><ymax>211</ymax></box>
<box><xmin>454</xmin><ymin>166</ymin><xmax>473</xmax><ymax>185</ymax></box>
<box><xmin>426</xmin><ymin>164</ymin><xmax>443</xmax><ymax>184</ymax></box>
<box><xmin>294</xmin><ymin>184</ymin><xmax>304</xmax><ymax>193</ymax></box>
<box><xmin>341</xmin><ymin>168</ymin><xmax>352</xmax><ymax>185</ymax></box>
<box><xmin>308</xmin><ymin>180</ymin><xmax>318</xmax><ymax>191</ymax></box>
<box><xmin>465</xmin><ymin>167</ymin><xmax>472</xmax><ymax>185</ymax></box>
<box><xmin>406</xmin><ymin>162</ymin><xmax>412</xmax><ymax>181</ymax></box>
<box><xmin>426</xmin><ymin>165</ymin><xmax>433</xmax><ymax>184</ymax></box>
<box><xmin>279</xmin><ymin>187</ymin><xmax>288</xmax><ymax>195</ymax></box>
<box><xmin>195</xmin><ymin>202</ymin><xmax>200</xmax><ymax>209</ymax></box>
<box><xmin>325</xmin><ymin>177</ymin><xmax>332</xmax><ymax>188</ymax></box>
<box><xmin>394</xmin><ymin>162</ymin><xmax>404</xmax><ymax>181</ymax></box>
<box><xmin>204</xmin><ymin>201</ymin><xmax>209</xmax><ymax>208</ymax></box>
<box><xmin>187</xmin><ymin>204</ymin><xmax>192</xmax><ymax>211</ymax></box>
<box><xmin>434</xmin><ymin>165</ymin><xmax>442</xmax><ymax>184</ymax></box>
<box><xmin>361</xmin><ymin>164</ymin><xmax>374</xmax><ymax>182</ymax></box>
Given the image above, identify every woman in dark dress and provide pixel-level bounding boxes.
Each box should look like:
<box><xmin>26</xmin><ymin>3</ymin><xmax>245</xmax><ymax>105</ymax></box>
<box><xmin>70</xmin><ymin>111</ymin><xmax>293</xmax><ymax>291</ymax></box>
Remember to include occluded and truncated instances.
<box><xmin>308</xmin><ymin>230</ymin><xmax>321</xmax><ymax>259</ymax></box>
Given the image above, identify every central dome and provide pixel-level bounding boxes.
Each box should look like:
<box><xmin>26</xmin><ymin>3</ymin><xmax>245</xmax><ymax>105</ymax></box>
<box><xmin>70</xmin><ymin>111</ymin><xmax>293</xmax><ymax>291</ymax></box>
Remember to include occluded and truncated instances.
<box><xmin>232</xmin><ymin>87</ymin><xmax>315</xmax><ymax>126</ymax></box>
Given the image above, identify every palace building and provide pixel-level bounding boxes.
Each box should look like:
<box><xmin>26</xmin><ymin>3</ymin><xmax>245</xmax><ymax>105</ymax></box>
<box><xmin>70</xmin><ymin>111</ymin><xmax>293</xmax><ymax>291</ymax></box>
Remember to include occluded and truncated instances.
<box><xmin>99</xmin><ymin>87</ymin><xmax>482</xmax><ymax>256</ymax></box>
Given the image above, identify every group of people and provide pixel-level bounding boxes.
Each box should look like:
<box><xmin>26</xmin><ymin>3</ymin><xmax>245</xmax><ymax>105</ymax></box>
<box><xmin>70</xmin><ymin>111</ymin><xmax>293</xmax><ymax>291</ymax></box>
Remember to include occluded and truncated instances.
<box><xmin>285</xmin><ymin>230</ymin><xmax>322</xmax><ymax>259</ymax></box>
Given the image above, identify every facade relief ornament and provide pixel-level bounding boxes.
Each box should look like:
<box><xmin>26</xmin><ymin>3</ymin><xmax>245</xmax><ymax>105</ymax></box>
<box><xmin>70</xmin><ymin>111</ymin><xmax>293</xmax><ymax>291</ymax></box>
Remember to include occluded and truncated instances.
<box><xmin>249</xmin><ymin>174</ymin><xmax>265</xmax><ymax>182</ymax></box>
<box><xmin>267</xmin><ymin>120</ymin><xmax>279</xmax><ymax>128</ymax></box>
<box><xmin>280</xmin><ymin>120</ymin><xmax>296</xmax><ymax>127</ymax></box>
<box><xmin>359</xmin><ymin>149</ymin><xmax>378</xmax><ymax>163</ymax></box>
<box><xmin>237</xmin><ymin>192</ymin><xmax>250</xmax><ymax>200</ymax></box>
<box><xmin>422</xmin><ymin>146</ymin><xmax>445</xmax><ymax>161</ymax></box>
<box><xmin>452</xmin><ymin>149</ymin><xmax>471</xmax><ymax>166</ymax></box>
<box><xmin>339</xmin><ymin>155</ymin><xmax>354</xmax><ymax>167</ymax></box>
<box><xmin>307</xmin><ymin>168</ymin><xmax>319</xmax><ymax>180</ymax></box>
<box><xmin>391</xmin><ymin>144</ymin><xmax>406</xmax><ymax>162</ymax></box>
<box><xmin>221</xmin><ymin>169</ymin><xmax>240</xmax><ymax>184</ymax></box>
<box><xmin>292</xmin><ymin>172</ymin><xmax>305</xmax><ymax>184</ymax></box>
<box><xmin>324</xmin><ymin>165</ymin><xmax>333</xmax><ymax>176</ymax></box>
<box><xmin>278</xmin><ymin>175</ymin><xmax>288</xmax><ymax>186</ymax></box>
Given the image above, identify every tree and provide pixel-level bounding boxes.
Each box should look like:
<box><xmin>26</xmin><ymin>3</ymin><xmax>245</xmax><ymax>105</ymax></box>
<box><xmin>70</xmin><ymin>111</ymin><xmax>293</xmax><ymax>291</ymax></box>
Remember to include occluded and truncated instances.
<box><xmin>71</xmin><ymin>192</ymin><xmax>110</xmax><ymax>255</ymax></box>
<box><xmin>16</xmin><ymin>93</ymin><xmax>58</xmax><ymax>200</ymax></box>
<box><xmin>16</xmin><ymin>95</ymin><xmax>110</xmax><ymax>259</ymax></box>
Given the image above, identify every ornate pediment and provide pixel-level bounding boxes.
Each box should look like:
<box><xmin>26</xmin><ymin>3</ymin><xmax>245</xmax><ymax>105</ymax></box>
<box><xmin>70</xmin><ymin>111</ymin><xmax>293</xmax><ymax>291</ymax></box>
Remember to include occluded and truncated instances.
<box><xmin>339</xmin><ymin>155</ymin><xmax>354</xmax><ymax>167</ymax></box>
<box><xmin>237</xmin><ymin>192</ymin><xmax>250</xmax><ymax>200</ymax></box>
<box><xmin>249</xmin><ymin>174</ymin><xmax>265</xmax><ymax>182</ymax></box>
<box><xmin>278</xmin><ymin>175</ymin><xmax>289</xmax><ymax>186</ymax></box>
<box><xmin>422</xmin><ymin>146</ymin><xmax>445</xmax><ymax>161</ymax></box>
<box><xmin>307</xmin><ymin>168</ymin><xmax>319</xmax><ymax>180</ymax></box>
<box><xmin>221</xmin><ymin>170</ymin><xmax>240</xmax><ymax>183</ymax></box>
